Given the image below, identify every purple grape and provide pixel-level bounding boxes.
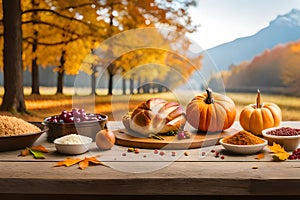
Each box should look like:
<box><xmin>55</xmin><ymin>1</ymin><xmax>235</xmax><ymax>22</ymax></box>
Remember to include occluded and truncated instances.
<box><xmin>61</xmin><ymin>110</ymin><xmax>68</xmax><ymax>115</ymax></box>
<box><xmin>60</xmin><ymin>113</ymin><xmax>68</xmax><ymax>120</ymax></box>
<box><xmin>177</xmin><ymin>131</ymin><xmax>185</xmax><ymax>140</ymax></box>
<box><xmin>67</xmin><ymin>112</ymin><xmax>73</xmax><ymax>117</ymax></box>
<box><xmin>78</xmin><ymin>108</ymin><xmax>85</xmax><ymax>114</ymax></box>
<box><xmin>47</xmin><ymin>108</ymin><xmax>101</xmax><ymax>123</ymax></box>
<box><xmin>64</xmin><ymin>116</ymin><xmax>74</xmax><ymax>123</ymax></box>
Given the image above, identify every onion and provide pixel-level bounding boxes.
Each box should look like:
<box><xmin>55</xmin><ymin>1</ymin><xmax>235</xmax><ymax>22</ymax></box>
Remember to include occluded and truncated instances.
<box><xmin>95</xmin><ymin>129</ymin><xmax>115</xmax><ymax>150</ymax></box>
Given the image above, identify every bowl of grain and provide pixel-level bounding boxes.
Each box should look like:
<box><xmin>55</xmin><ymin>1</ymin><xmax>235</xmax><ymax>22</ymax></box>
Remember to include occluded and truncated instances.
<box><xmin>262</xmin><ymin>126</ymin><xmax>300</xmax><ymax>151</ymax></box>
<box><xmin>54</xmin><ymin>134</ymin><xmax>93</xmax><ymax>155</ymax></box>
<box><xmin>219</xmin><ymin>130</ymin><xmax>268</xmax><ymax>155</ymax></box>
<box><xmin>0</xmin><ymin>115</ymin><xmax>48</xmax><ymax>152</ymax></box>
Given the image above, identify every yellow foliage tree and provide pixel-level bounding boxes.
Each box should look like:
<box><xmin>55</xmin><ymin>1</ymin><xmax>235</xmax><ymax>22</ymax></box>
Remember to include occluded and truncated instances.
<box><xmin>80</xmin><ymin>0</ymin><xmax>199</xmax><ymax>95</ymax></box>
<box><xmin>21</xmin><ymin>0</ymin><xmax>106</xmax><ymax>94</ymax></box>
<box><xmin>1</xmin><ymin>0</ymin><xmax>199</xmax><ymax>96</ymax></box>
<box><xmin>281</xmin><ymin>41</ymin><xmax>300</xmax><ymax>94</ymax></box>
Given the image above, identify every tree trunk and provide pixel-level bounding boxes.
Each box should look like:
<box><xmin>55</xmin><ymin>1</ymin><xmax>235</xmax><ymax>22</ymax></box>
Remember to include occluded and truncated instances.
<box><xmin>122</xmin><ymin>77</ymin><xmax>126</xmax><ymax>95</ymax></box>
<box><xmin>31</xmin><ymin>0</ymin><xmax>40</xmax><ymax>94</ymax></box>
<box><xmin>57</xmin><ymin>70</ymin><xmax>65</xmax><ymax>95</ymax></box>
<box><xmin>0</xmin><ymin>0</ymin><xmax>26</xmax><ymax>113</ymax></box>
<box><xmin>143</xmin><ymin>84</ymin><xmax>150</xmax><ymax>93</ymax></box>
<box><xmin>31</xmin><ymin>30</ymin><xmax>40</xmax><ymax>94</ymax></box>
<box><xmin>130</xmin><ymin>78</ymin><xmax>134</xmax><ymax>94</ymax></box>
<box><xmin>157</xmin><ymin>84</ymin><xmax>163</xmax><ymax>93</ymax></box>
<box><xmin>91</xmin><ymin>65</ymin><xmax>97</xmax><ymax>95</ymax></box>
<box><xmin>56</xmin><ymin>50</ymin><xmax>66</xmax><ymax>95</ymax></box>
<box><xmin>108</xmin><ymin>72</ymin><xmax>113</xmax><ymax>95</ymax></box>
<box><xmin>137</xmin><ymin>78</ymin><xmax>141</xmax><ymax>94</ymax></box>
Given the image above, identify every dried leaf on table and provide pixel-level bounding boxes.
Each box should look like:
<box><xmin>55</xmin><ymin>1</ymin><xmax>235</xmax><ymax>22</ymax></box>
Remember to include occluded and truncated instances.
<box><xmin>18</xmin><ymin>145</ymin><xmax>49</xmax><ymax>158</ymax></box>
<box><xmin>79</xmin><ymin>156</ymin><xmax>105</xmax><ymax>170</ymax></box>
<box><xmin>54</xmin><ymin>158</ymin><xmax>82</xmax><ymax>167</ymax></box>
<box><xmin>255</xmin><ymin>153</ymin><xmax>265</xmax><ymax>160</ymax></box>
<box><xmin>54</xmin><ymin>156</ymin><xmax>108</xmax><ymax>170</ymax></box>
<box><xmin>29</xmin><ymin>148</ymin><xmax>46</xmax><ymax>159</ymax></box>
<box><xmin>19</xmin><ymin>149</ymin><xmax>30</xmax><ymax>157</ymax></box>
<box><xmin>268</xmin><ymin>142</ymin><xmax>290</xmax><ymax>161</ymax></box>
<box><xmin>30</xmin><ymin>145</ymin><xmax>49</xmax><ymax>153</ymax></box>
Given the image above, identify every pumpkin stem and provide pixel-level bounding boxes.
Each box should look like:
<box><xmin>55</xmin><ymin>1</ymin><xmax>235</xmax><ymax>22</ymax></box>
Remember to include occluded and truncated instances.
<box><xmin>204</xmin><ymin>88</ymin><xmax>214</xmax><ymax>104</ymax></box>
<box><xmin>104</xmin><ymin>124</ymin><xmax>108</xmax><ymax>130</ymax></box>
<box><xmin>256</xmin><ymin>89</ymin><xmax>261</xmax><ymax>108</ymax></box>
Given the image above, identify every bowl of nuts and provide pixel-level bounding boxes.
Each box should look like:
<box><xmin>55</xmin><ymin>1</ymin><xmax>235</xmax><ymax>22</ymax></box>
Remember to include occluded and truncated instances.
<box><xmin>43</xmin><ymin>108</ymin><xmax>107</xmax><ymax>142</ymax></box>
<box><xmin>262</xmin><ymin>126</ymin><xmax>300</xmax><ymax>151</ymax></box>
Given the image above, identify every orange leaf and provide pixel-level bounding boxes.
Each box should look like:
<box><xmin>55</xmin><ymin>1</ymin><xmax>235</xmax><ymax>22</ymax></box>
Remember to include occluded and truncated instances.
<box><xmin>79</xmin><ymin>158</ymin><xmax>90</xmax><ymax>170</ymax></box>
<box><xmin>79</xmin><ymin>156</ymin><xmax>104</xmax><ymax>170</ymax></box>
<box><xmin>19</xmin><ymin>145</ymin><xmax>48</xmax><ymax>157</ymax></box>
<box><xmin>30</xmin><ymin>145</ymin><xmax>49</xmax><ymax>153</ymax></box>
<box><xmin>54</xmin><ymin>158</ymin><xmax>82</xmax><ymax>167</ymax></box>
<box><xmin>19</xmin><ymin>149</ymin><xmax>30</xmax><ymax>157</ymax></box>
<box><xmin>54</xmin><ymin>156</ymin><xmax>108</xmax><ymax>170</ymax></box>
<box><xmin>255</xmin><ymin>153</ymin><xmax>264</xmax><ymax>160</ymax></box>
<box><xmin>86</xmin><ymin>156</ymin><xmax>102</xmax><ymax>164</ymax></box>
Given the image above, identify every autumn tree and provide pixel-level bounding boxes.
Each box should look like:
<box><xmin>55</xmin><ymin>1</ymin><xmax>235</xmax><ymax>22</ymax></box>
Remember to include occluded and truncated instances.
<box><xmin>1</xmin><ymin>0</ymin><xmax>198</xmax><ymax>98</ymax></box>
<box><xmin>212</xmin><ymin>40</ymin><xmax>300</xmax><ymax>95</ymax></box>
<box><xmin>22</xmin><ymin>0</ymin><xmax>43</xmax><ymax>94</ymax></box>
<box><xmin>86</xmin><ymin>0</ymin><xmax>199</xmax><ymax>95</ymax></box>
<box><xmin>281</xmin><ymin>41</ymin><xmax>300</xmax><ymax>95</ymax></box>
<box><xmin>0</xmin><ymin>0</ymin><xmax>26</xmax><ymax>113</ymax></box>
<box><xmin>22</xmin><ymin>0</ymin><xmax>105</xmax><ymax>94</ymax></box>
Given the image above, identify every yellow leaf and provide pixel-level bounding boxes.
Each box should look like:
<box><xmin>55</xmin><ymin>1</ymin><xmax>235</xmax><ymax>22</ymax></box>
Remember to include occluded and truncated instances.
<box><xmin>268</xmin><ymin>142</ymin><xmax>290</xmax><ymax>161</ymax></box>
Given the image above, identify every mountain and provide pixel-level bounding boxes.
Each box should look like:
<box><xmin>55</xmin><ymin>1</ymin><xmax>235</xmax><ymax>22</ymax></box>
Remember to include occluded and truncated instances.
<box><xmin>203</xmin><ymin>8</ymin><xmax>300</xmax><ymax>71</ymax></box>
<box><xmin>184</xmin><ymin>8</ymin><xmax>300</xmax><ymax>91</ymax></box>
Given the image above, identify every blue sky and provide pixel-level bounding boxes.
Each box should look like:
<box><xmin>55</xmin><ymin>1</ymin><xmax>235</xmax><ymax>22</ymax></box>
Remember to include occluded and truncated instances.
<box><xmin>187</xmin><ymin>0</ymin><xmax>300</xmax><ymax>49</ymax></box>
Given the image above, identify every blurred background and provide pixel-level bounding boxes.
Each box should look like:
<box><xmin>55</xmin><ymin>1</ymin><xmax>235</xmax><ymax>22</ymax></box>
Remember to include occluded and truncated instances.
<box><xmin>0</xmin><ymin>0</ymin><xmax>300</xmax><ymax>121</ymax></box>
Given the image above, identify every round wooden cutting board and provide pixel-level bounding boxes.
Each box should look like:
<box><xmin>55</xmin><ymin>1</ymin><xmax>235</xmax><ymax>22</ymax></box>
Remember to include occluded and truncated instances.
<box><xmin>114</xmin><ymin>127</ymin><xmax>239</xmax><ymax>149</ymax></box>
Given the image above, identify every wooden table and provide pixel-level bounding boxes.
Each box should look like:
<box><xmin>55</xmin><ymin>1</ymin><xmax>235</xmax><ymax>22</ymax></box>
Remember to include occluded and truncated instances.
<box><xmin>0</xmin><ymin>121</ymin><xmax>300</xmax><ymax>199</ymax></box>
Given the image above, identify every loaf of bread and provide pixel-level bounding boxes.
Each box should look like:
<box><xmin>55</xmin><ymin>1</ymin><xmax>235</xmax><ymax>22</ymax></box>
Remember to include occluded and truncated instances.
<box><xmin>122</xmin><ymin>98</ymin><xmax>186</xmax><ymax>136</ymax></box>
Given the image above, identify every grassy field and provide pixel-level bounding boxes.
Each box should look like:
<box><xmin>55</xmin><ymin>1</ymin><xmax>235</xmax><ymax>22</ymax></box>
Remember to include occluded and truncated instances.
<box><xmin>0</xmin><ymin>88</ymin><xmax>299</xmax><ymax>122</ymax></box>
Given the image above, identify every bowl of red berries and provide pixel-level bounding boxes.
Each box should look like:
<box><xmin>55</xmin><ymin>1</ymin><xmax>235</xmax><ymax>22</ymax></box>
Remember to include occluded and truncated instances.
<box><xmin>262</xmin><ymin>126</ymin><xmax>300</xmax><ymax>151</ymax></box>
<box><xmin>44</xmin><ymin>108</ymin><xmax>108</xmax><ymax>142</ymax></box>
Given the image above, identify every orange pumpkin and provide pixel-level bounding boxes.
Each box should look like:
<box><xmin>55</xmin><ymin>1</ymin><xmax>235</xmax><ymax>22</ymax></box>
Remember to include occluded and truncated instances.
<box><xmin>239</xmin><ymin>89</ymin><xmax>282</xmax><ymax>135</ymax></box>
<box><xmin>186</xmin><ymin>88</ymin><xmax>236</xmax><ymax>132</ymax></box>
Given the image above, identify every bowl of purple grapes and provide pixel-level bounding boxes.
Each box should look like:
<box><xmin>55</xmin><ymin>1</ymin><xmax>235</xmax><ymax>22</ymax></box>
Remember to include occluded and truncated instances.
<box><xmin>44</xmin><ymin>108</ymin><xmax>108</xmax><ymax>142</ymax></box>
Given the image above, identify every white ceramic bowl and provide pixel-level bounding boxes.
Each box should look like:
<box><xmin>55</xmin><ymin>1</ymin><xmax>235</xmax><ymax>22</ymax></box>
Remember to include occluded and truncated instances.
<box><xmin>219</xmin><ymin>138</ymin><xmax>268</xmax><ymax>155</ymax></box>
<box><xmin>262</xmin><ymin>126</ymin><xmax>300</xmax><ymax>151</ymax></box>
<box><xmin>54</xmin><ymin>134</ymin><xmax>93</xmax><ymax>155</ymax></box>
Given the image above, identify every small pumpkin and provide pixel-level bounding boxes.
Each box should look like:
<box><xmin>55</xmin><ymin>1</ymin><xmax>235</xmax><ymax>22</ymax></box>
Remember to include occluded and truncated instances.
<box><xmin>186</xmin><ymin>88</ymin><xmax>236</xmax><ymax>132</ymax></box>
<box><xmin>239</xmin><ymin>89</ymin><xmax>282</xmax><ymax>135</ymax></box>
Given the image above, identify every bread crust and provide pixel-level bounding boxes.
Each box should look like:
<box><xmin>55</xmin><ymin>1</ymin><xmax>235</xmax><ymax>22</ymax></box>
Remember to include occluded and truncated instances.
<box><xmin>122</xmin><ymin>98</ymin><xmax>186</xmax><ymax>136</ymax></box>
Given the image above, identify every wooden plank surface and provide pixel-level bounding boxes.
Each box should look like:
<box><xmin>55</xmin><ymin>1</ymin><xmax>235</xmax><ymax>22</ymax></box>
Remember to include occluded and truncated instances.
<box><xmin>0</xmin><ymin>121</ymin><xmax>300</xmax><ymax>197</ymax></box>
<box><xmin>0</xmin><ymin>161</ymin><xmax>300</xmax><ymax>196</ymax></box>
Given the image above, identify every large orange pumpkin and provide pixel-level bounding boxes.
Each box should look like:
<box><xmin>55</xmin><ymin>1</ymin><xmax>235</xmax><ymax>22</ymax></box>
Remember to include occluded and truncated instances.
<box><xmin>239</xmin><ymin>89</ymin><xmax>282</xmax><ymax>135</ymax></box>
<box><xmin>186</xmin><ymin>88</ymin><xmax>236</xmax><ymax>132</ymax></box>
